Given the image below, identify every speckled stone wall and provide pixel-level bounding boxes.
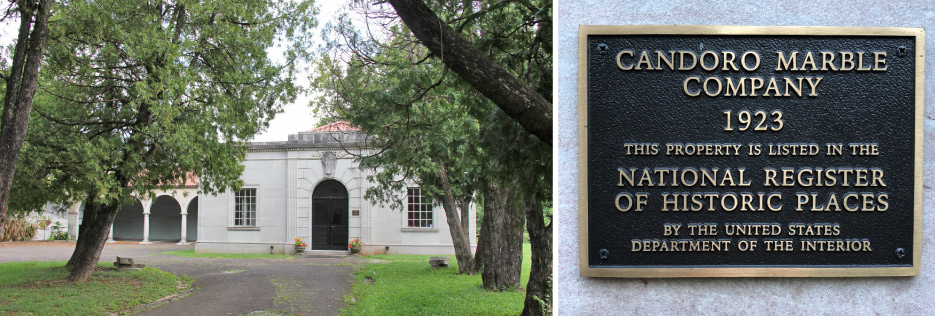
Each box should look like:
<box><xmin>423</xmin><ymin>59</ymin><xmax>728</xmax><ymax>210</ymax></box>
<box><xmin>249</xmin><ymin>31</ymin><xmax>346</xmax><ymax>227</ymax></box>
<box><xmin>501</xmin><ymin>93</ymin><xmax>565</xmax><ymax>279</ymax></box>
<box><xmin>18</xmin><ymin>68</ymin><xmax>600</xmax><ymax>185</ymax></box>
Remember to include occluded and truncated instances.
<box><xmin>555</xmin><ymin>1</ymin><xmax>935</xmax><ymax>314</ymax></box>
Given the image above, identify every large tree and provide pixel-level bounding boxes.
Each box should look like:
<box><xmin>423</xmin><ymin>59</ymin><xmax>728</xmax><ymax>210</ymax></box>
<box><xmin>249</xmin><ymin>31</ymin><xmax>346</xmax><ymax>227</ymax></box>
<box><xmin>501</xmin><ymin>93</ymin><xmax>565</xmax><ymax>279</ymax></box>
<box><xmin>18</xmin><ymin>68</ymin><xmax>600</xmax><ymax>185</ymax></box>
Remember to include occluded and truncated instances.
<box><xmin>312</xmin><ymin>1</ymin><xmax>552</xmax><ymax>313</ymax></box>
<box><xmin>315</xmin><ymin>48</ymin><xmax>485</xmax><ymax>273</ymax></box>
<box><xmin>378</xmin><ymin>1</ymin><xmax>553</xmax><ymax>314</ymax></box>
<box><xmin>7</xmin><ymin>0</ymin><xmax>316</xmax><ymax>281</ymax></box>
<box><xmin>0</xmin><ymin>0</ymin><xmax>51</xmax><ymax>238</ymax></box>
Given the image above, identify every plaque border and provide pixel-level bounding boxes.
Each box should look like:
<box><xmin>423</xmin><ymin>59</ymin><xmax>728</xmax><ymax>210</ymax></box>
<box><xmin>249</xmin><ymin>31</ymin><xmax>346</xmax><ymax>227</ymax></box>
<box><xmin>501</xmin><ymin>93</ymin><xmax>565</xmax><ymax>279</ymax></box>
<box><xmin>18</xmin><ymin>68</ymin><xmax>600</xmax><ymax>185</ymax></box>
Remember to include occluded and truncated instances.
<box><xmin>577</xmin><ymin>25</ymin><xmax>925</xmax><ymax>277</ymax></box>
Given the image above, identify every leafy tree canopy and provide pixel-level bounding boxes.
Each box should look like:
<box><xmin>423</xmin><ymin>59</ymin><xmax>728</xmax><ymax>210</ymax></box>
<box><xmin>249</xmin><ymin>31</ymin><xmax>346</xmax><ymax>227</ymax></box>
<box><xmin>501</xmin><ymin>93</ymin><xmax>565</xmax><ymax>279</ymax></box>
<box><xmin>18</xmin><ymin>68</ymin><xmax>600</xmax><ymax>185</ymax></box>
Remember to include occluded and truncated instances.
<box><xmin>5</xmin><ymin>0</ymin><xmax>318</xmax><ymax>212</ymax></box>
<box><xmin>312</xmin><ymin>0</ymin><xmax>551</xmax><ymax>208</ymax></box>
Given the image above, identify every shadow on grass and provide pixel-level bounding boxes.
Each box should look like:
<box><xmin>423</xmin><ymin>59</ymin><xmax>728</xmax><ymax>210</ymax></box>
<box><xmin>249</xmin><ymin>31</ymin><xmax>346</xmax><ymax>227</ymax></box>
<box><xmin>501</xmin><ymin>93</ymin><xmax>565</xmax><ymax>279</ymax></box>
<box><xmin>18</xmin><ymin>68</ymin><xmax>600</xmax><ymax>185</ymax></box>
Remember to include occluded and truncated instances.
<box><xmin>0</xmin><ymin>261</ymin><xmax>193</xmax><ymax>315</ymax></box>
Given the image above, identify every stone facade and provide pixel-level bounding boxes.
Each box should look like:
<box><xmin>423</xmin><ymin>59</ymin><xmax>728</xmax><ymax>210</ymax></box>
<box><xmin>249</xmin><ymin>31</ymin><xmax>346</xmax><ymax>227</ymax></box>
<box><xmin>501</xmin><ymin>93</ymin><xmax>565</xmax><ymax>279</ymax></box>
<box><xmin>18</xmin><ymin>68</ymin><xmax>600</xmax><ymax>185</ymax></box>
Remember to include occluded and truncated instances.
<box><xmin>65</xmin><ymin>122</ymin><xmax>474</xmax><ymax>256</ymax></box>
<box><xmin>67</xmin><ymin>187</ymin><xmax>199</xmax><ymax>244</ymax></box>
<box><xmin>195</xmin><ymin>122</ymin><xmax>475</xmax><ymax>255</ymax></box>
<box><xmin>557</xmin><ymin>0</ymin><xmax>935</xmax><ymax>314</ymax></box>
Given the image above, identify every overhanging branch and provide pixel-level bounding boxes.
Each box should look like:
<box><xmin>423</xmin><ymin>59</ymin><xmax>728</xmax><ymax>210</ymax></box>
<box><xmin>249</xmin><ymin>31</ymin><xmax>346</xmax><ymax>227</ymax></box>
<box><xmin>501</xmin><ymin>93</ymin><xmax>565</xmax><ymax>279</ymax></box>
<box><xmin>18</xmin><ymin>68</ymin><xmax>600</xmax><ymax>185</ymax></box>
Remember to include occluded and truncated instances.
<box><xmin>386</xmin><ymin>0</ymin><xmax>552</xmax><ymax>146</ymax></box>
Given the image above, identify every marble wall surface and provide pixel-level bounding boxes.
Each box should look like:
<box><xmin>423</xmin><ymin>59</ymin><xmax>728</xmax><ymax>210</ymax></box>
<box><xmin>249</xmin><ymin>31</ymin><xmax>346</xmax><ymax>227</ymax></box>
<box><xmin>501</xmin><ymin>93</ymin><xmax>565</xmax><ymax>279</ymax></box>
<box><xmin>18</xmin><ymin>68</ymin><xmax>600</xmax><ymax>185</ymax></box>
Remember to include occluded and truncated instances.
<box><xmin>556</xmin><ymin>1</ymin><xmax>935</xmax><ymax>314</ymax></box>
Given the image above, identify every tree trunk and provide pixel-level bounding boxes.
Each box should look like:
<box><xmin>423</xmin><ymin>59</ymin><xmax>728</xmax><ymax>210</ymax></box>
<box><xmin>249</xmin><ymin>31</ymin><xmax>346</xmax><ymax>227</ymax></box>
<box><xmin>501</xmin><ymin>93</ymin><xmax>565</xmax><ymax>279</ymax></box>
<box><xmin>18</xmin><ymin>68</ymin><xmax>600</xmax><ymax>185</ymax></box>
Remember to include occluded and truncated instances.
<box><xmin>459</xmin><ymin>197</ymin><xmax>470</xmax><ymax>236</ymax></box>
<box><xmin>522</xmin><ymin>199</ymin><xmax>552</xmax><ymax>316</ymax></box>
<box><xmin>435</xmin><ymin>163</ymin><xmax>475</xmax><ymax>274</ymax></box>
<box><xmin>0</xmin><ymin>0</ymin><xmax>51</xmax><ymax>237</ymax></box>
<box><xmin>386</xmin><ymin>0</ymin><xmax>552</xmax><ymax>146</ymax></box>
<box><xmin>479</xmin><ymin>180</ymin><xmax>523</xmax><ymax>291</ymax></box>
<box><xmin>65</xmin><ymin>50</ymin><xmax>155</xmax><ymax>280</ymax></box>
<box><xmin>472</xmin><ymin>210</ymin><xmax>488</xmax><ymax>274</ymax></box>
<box><xmin>65</xmin><ymin>196</ymin><xmax>120</xmax><ymax>282</ymax></box>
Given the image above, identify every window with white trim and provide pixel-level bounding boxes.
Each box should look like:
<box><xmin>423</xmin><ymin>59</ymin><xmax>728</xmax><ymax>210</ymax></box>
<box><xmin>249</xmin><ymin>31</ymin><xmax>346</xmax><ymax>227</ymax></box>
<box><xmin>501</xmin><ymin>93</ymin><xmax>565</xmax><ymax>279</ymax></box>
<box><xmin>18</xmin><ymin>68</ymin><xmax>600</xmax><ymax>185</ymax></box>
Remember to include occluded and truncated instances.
<box><xmin>407</xmin><ymin>188</ymin><xmax>433</xmax><ymax>228</ymax></box>
<box><xmin>234</xmin><ymin>188</ymin><xmax>257</xmax><ymax>226</ymax></box>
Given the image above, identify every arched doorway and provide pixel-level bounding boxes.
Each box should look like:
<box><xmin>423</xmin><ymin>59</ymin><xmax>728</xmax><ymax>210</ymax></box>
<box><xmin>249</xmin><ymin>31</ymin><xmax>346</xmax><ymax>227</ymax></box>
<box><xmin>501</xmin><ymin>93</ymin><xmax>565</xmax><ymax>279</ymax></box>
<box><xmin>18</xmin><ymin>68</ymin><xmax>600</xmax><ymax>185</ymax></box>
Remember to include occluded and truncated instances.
<box><xmin>149</xmin><ymin>195</ymin><xmax>181</xmax><ymax>241</ymax></box>
<box><xmin>312</xmin><ymin>180</ymin><xmax>348</xmax><ymax>250</ymax></box>
<box><xmin>113</xmin><ymin>200</ymin><xmax>144</xmax><ymax>240</ymax></box>
<box><xmin>186</xmin><ymin>197</ymin><xmax>198</xmax><ymax>241</ymax></box>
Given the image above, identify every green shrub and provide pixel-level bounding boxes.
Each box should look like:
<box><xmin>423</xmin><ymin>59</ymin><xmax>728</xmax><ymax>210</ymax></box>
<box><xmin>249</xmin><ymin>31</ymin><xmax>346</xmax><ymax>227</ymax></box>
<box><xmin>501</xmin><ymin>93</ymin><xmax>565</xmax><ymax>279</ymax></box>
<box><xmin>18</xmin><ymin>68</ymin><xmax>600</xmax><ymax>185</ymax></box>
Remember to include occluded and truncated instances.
<box><xmin>50</xmin><ymin>228</ymin><xmax>70</xmax><ymax>241</ymax></box>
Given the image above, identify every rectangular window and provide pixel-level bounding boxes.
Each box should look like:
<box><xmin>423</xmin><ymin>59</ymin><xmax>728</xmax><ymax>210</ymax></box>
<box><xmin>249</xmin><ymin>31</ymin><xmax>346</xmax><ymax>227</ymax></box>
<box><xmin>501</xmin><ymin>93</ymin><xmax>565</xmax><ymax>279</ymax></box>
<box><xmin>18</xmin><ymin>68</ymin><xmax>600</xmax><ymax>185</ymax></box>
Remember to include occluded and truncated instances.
<box><xmin>234</xmin><ymin>188</ymin><xmax>257</xmax><ymax>226</ymax></box>
<box><xmin>407</xmin><ymin>188</ymin><xmax>433</xmax><ymax>228</ymax></box>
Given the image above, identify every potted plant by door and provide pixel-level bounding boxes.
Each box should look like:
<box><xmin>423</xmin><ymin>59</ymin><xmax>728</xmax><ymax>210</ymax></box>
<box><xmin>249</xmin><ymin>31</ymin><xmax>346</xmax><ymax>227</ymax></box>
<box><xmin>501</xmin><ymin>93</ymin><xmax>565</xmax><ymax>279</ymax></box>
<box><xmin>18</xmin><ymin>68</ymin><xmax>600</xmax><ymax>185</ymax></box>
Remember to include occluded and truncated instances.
<box><xmin>294</xmin><ymin>237</ymin><xmax>307</xmax><ymax>253</ymax></box>
<box><xmin>348</xmin><ymin>238</ymin><xmax>363</xmax><ymax>254</ymax></box>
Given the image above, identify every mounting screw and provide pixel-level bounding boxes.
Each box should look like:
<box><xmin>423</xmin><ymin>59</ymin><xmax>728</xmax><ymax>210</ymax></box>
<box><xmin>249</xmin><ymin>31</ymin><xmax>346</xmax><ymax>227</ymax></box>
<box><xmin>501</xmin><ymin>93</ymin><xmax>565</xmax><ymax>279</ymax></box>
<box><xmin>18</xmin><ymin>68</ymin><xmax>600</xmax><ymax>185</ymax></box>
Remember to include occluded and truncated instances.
<box><xmin>896</xmin><ymin>248</ymin><xmax>906</xmax><ymax>259</ymax></box>
<box><xmin>599</xmin><ymin>248</ymin><xmax>609</xmax><ymax>260</ymax></box>
<box><xmin>597</xmin><ymin>43</ymin><xmax>609</xmax><ymax>55</ymax></box>
<box><xmin>897</xmin><ymin>46</ymin><xmax>908</xmax><ymax>57</ymax></box>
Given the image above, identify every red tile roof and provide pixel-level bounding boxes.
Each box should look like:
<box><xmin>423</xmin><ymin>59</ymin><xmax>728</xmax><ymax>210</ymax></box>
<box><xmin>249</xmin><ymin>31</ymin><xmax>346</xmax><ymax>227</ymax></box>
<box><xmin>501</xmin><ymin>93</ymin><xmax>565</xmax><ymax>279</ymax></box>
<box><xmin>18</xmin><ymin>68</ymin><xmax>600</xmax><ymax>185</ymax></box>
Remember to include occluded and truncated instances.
<box><xmin>306</xmin><ymin>121</ymin><xmax>360</xmax><ymax>132</ymax></box>
<box><xmin>182</xmin><ymin>173</ymin><xmax>199</xmax><ymax>188</ymax></box>
<box><xmin>153</xmin><ymin>172</ymin><xmax>199</xmax><ymax>188</ymax></box>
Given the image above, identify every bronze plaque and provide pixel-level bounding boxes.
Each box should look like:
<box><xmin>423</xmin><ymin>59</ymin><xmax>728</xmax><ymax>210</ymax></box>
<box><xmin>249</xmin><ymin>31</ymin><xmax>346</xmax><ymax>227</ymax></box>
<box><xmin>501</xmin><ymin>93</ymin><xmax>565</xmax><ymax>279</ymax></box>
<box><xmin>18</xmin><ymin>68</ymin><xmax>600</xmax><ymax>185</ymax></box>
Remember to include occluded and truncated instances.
<box><xmin>578</xmin><ymin>25</ymin><xmax>924</xmax><ymax>277</ymax></box>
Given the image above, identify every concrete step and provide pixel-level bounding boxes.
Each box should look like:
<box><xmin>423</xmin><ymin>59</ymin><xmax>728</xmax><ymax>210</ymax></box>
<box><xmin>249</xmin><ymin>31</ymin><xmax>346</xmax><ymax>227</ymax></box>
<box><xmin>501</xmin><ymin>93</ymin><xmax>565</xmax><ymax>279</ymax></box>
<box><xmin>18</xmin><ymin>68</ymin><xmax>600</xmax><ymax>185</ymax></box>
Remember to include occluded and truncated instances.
<box><xmin>300</xmin><ymin>249</ymin><xmax>350</xmax><ymax>258</ymax></box>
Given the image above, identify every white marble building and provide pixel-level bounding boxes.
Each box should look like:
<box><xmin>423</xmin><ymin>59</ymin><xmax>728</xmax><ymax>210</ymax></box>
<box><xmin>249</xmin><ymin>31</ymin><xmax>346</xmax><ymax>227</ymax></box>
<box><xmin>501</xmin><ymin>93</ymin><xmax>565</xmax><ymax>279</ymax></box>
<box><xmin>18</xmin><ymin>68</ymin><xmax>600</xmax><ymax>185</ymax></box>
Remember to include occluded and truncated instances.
<box><xmin>69</xmin><ymin>122</ymin><xmax>475</xmax><ymax>255</ymax></box>
<box><xmin>66</xmin><ymin>184</ymin><xmax>200</xmax><ymax>244</ymax></box>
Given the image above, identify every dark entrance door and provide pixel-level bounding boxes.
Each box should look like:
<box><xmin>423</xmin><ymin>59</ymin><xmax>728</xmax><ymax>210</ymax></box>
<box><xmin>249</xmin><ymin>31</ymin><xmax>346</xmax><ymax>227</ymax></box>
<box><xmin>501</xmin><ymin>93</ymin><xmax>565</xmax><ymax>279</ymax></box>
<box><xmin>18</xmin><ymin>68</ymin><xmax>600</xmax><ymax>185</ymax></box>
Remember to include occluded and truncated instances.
<box><xmin>312</xmin><ymin>180</ymin><xmax>349</xmax><ymax>250</ymax></box>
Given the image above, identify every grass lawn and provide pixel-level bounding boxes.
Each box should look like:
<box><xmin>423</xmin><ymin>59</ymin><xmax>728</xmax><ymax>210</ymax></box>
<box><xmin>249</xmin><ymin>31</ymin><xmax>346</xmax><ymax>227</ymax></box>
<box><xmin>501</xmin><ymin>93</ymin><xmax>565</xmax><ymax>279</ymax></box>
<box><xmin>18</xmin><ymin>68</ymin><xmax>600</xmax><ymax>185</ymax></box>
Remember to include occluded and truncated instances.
<box><xmin>161</xmin><ymin>249</ymin><xmax>294</xmax><ymax>259</ymax></box>
<box><xmin>343</xmin><ymin>243</ymin><xmax>531</xmax><ymax>316</ymax></box>
<box><xmin>0</xmin><ymin>261</ymin><xmax>192</xmax><ymax>315</ymax></box>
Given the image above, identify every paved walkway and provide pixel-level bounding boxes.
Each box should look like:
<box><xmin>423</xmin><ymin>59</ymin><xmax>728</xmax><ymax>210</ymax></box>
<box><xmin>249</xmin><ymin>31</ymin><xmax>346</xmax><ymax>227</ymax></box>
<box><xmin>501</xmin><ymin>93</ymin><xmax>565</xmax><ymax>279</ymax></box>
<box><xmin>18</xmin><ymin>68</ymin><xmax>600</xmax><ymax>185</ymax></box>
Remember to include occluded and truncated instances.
<box><xmin>0</xmin><ymin>241</ymin><xmax>359</xmax><ymax>315</ymax></box>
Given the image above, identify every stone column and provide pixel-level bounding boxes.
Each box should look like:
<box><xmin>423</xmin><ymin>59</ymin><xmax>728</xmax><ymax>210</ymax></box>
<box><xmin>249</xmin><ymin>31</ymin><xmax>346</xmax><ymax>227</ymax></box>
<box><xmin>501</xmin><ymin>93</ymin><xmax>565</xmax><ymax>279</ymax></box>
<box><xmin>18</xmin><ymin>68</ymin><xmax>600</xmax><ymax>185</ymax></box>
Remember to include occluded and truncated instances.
<box><xmin>178</xmin><ymin>209</ymin><xmax>189</xmax><ymax>245</ymax></box>
<box><xmin>287</xmin><ymin>155</ymin><xmax>298</xmax><ymax>250</ymax></box>
<box><xmin>361</xmin><ymin>168</ymin><xmax>372</xmax><ymax>244</ymax></box>
<box><xmin>68</xmin><ymin>203</ymin><xmax>81</xmax><ymax>240</ymax></box>
<box><xmin>107</xmin><ymin>223</ymin><xmax>115</xmax><ymax>243</ymax></box>
<box><xmin>141</xmin><ymin>200</ymin><xmax>152</xmax><ymax>244</ymax></box>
